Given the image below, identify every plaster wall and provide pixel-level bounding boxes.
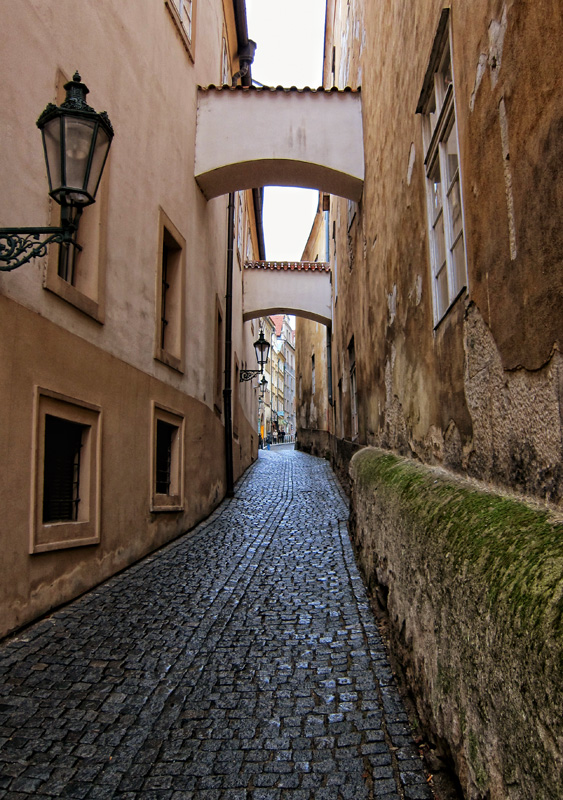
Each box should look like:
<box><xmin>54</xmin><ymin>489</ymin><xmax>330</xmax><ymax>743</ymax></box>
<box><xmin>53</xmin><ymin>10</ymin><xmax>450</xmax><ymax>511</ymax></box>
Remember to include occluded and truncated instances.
<box><xmin>325</xmin><ymin>0</ymin><xmax>563</xmax><ymax>506</ymax></box>
<box><xmin>295</xmin><ymin>209</ymin><xmax>332</xmax><ymax>453</ymax></box>
<box><xmin>243</xmin><ymin>266</ymin><xmax>332</xmax><ymax>326</ymax></box>
<box><xmin>195</xmin><ymin>88</ymin><xmax>364</xmax><ymax>200</ymax></box>
<box><xmin>0</xmin><ymin>0</ymin><xmax>261</xmax><ymax>637</ymax></box>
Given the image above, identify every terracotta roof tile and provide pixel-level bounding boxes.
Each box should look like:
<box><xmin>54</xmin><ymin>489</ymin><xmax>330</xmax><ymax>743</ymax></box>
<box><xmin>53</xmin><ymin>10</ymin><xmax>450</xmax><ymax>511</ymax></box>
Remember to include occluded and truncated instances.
<box><xmin>199</xmin><ymin>84</ymin><xmax>360</xmax><ymax>94</ymax></box>
<box><xmin>245</xmin><ymin>260</ymin><xmax>331</xmax><ymax>272</ymax></box>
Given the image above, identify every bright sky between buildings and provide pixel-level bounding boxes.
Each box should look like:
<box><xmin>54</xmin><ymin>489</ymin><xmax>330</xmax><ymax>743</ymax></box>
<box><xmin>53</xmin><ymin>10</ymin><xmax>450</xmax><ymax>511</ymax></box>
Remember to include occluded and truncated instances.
<box><xmin>246</xmin><ymin>0</ymin><xmax>327</xmax><ymax>262</ymax></box>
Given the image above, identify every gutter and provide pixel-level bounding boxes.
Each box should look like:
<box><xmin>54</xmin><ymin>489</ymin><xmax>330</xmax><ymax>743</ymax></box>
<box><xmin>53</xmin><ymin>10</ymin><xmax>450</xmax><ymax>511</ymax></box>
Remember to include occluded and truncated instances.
<box><xmin>223</xmin><ymin>0</ymin><xmax>260</xmax><ymax>496</ymax></box>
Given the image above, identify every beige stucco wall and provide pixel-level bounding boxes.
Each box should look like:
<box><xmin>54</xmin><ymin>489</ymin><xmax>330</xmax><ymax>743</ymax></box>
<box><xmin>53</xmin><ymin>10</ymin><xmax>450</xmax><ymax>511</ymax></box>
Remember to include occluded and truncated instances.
<box><xmin>295</xmin><ymin>208</ymin><xmax>333</xmax><ymax>454</ymax></box>
<box><xmin>195</xmin><ymin>88</ymin><xmax>364</xmax><ymax>200</ymax></box>
<box><xmin>324</xmin><ymin>0</ymin><xmax>563</xmax><ymax>506</ymax></box>
<box><xmin>243</xmin><ymin>264</ymin><xmax>332</xmax><ymax>325</ymax></box>
<box><xmin>0</xmin><ymin>0</ymin><xmax>261</xmax><ymax>638</ymax></box>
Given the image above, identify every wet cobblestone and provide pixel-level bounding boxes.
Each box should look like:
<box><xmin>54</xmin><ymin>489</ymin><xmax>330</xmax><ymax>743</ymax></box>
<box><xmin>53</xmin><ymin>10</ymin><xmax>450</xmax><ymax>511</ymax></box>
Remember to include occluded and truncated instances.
<box><xmin>0</xmin><ymin>447</ymin><xmax>432</xmax><ymax>799</ymax></box>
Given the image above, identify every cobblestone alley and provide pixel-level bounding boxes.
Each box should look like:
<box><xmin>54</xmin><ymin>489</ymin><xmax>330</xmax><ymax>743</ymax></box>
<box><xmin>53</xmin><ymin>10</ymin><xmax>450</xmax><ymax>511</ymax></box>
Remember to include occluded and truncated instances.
<box><xmin>0</xmin><ymin>447</ymin><xmax>432</xmax><ymax>800</ymax></box>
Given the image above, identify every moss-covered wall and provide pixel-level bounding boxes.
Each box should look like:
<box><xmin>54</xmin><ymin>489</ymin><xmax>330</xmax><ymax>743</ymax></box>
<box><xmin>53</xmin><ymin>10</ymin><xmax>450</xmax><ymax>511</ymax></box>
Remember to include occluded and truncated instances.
<box><xmin>350</xmin><ymin>447</ymin><xmax>563</xmax><ymax>800</ymax></box>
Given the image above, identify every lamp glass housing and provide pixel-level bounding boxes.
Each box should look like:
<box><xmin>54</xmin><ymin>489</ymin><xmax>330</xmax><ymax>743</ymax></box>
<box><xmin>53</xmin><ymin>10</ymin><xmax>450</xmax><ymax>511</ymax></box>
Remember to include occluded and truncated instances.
<box><xmin>254</xmin><ymin>331</ymin><xmax>270</xmax><ymax>370</ymax></box>
<box><xmin>37</xmin><ymin>73</ymin><xmax>113</xmax><ymax>209</ymax></box>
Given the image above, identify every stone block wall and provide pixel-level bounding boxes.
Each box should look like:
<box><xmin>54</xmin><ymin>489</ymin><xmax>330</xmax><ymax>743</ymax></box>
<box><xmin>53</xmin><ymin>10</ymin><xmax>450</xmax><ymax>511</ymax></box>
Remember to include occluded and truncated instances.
<box><xmin>349</xmin><ymin>447</ymin><xmax>563</xmax><ymax>800</ymax></box>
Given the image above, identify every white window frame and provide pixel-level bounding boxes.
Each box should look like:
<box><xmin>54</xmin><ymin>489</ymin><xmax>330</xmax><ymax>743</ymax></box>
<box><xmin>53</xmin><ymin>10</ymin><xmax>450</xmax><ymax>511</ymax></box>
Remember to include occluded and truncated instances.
<box><xmin>418</xmin><ymin>12</ymin><xmax>468</xmax><ymax>327</ymax></box>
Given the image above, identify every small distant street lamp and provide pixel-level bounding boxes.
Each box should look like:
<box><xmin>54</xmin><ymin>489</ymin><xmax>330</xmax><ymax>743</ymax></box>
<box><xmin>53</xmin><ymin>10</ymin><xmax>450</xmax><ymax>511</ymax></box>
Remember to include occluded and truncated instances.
<box><xmin>240</xmin><ymin>330</ymin><xmax>271</xmax><ymax>382</ymax></box>
<box><xmin>0</xmin><ymin>72</ymin><xmax>114</xmax><ymax>271</ymax></box>
<box><xmin>259</xmin><ymin>375</ymin><xmax>267</xmax><ymax>396</ymax></box>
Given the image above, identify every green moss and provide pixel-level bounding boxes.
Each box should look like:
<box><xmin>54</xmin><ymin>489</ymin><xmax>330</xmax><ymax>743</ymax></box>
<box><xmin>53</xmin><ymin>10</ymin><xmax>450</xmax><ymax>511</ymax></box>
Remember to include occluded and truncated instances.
<box><xmin>351</xmin><ymin>448</ymin><xmax>563</xmax><ymax>636</ymax></box>
<box><xmin>468</xmin><ymin>730</ymin><xmax>488</xmax><ymax>790</ymax></box>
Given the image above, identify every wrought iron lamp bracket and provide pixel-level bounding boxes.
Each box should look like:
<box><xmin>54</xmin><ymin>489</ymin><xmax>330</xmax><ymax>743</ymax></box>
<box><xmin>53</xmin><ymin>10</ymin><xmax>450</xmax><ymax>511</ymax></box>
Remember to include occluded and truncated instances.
<box><xmin>0</xmin><ymin>226</ymin><xmax>82</xmax><ymax>272</ymax></box>
<box><xmin>239</xmin><ymin>368</ymin><xmax>263</xmax><ymax>383</ymax></box>
<box><xmin>0</xmin><ymin>207</ymin><xmax>83</xmax><ymax>272</ymax></box>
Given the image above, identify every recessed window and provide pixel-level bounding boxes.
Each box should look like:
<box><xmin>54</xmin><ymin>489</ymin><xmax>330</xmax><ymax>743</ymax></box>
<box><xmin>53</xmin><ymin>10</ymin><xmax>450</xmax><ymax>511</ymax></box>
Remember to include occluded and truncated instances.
<box><xmin>164</xmin><ymin>0</ymin><xmax>196</xmax><ymax>61</ymax></box>
<box><xmin>43</xmin><ymin>415</ymin><xmax>85</xmax><ymax>523</ymax></box>
<box><xmin>221</xmin><ymin>35</ymin><xmax>230</xmax><ymax>85</ymax></box>
<box><xmin>155</xmin><ymin>210</ymin><xmax>185</xmax><ymax>372</ymax></box>
<box><xmin>417</xmin><ymin>9</ymin><xmax>467</xmax><ymax>326</ymax></box>
<box><xmin>32</xmin><ymin>390</ymin><xmax>101</xmax><ymax>553</ymax></box>
<box><xmin>152</xmin><ymin>405</ymin><xmax>184</xmax><ymax>511</ymax></box>
<box><xmin>349</xmin><ymin>337</ymin><xmax>358</xmax><ymax>439</ymax></box>
<box><xmin>311</xmin><ymin>354</ymin><xmax>316</xmax><ymax>395</ymax></box>
<box><xmin>215</xmin><ymin>298</ymin><xmax>224</xmax><ymax>414</ymax></box>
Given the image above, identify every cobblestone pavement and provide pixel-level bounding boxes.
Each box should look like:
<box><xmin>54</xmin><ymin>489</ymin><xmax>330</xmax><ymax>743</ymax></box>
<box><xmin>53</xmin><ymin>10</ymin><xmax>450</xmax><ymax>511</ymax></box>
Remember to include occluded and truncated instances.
<box><xmin>0</xmin><ymin>448</ymin><xmax>432</xmax><ymax>800</ymax></box>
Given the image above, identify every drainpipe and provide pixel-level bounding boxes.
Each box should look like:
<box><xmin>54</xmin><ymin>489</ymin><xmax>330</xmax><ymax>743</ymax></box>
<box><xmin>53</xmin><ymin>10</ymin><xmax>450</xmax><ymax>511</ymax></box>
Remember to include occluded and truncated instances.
<box><xmin>224</xmin><ymin>191</ymin><xmax>235</xmax><ymax>497</ymax></box>
<box><xmin>223</xmin><ymin>23</ymin><xmax>256</xmax><ymax>497</ymax></box>
<box><xmin>325</xmin><ymin>206</ymin><xmax>333</xmax><ymax>408</ymax></box>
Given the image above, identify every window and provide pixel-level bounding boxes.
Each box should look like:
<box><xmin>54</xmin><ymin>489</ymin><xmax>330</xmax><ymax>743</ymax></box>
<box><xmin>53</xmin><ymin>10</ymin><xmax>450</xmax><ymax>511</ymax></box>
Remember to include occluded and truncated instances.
<box><xmin>152</xmin><ymin>405</ymin><xmax>184</xmax><ymax>511</ymax></box>
<box><xmin>417</xmin><ymin>9</ymin><xmax>467</xmax><ymax>326</ymax></box>
<box><xmin>233</xmin><ymin>359</ymin><xmax>240</xmax><ymax>439</ymax></box>
<box><xmin>349</xmin><ymin>338</ymin><xmax>358</xmax><ymax>439</ymax></box>
<box><xmin>221</xmin><ymin>36</ymin><xmax>230</xmax><ymax>85</ymax></box>
<box><xmin>165</xmin><ymin>0</ymin><xmax>196</xmax><ymax>60</ymax></box>
<box><xmin>155</xmin><ymin>209</ymin><xmax>185</xmax><ymax>372</ymax></box>
<box><xmin>43</xmin><ymin>416</ymin><xmax>85</xmax><ymax>523</ymax></box>
<box><xmin>237</xmin><ymin>192</ymin><xmax>244</xmax><ymax>263</ymax></box>
<box><xmin>32</xmin><ymin>389</ymin><xmax>101</xmax><ymax>553</ymax></box>
<box><xmin>214</xmin><ymin>297</ymin><xmax>224</xmax><ymax>413</ymax></box>
<box><xmin>312</xmin><ymin>354</ymin><xmax>316</xmax><ymax>395</ymax></box>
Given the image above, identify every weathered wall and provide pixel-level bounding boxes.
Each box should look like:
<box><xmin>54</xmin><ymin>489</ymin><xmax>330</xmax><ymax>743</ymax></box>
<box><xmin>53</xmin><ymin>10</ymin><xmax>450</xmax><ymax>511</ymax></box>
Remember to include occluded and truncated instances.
<box><xmin>0</xmin><ymin>0</ymin><xmax>260</xmax><ymax>638</ymax></box>
<box><xmin>295</xmin><ymin>208</ymin><xmax>333</xmax><ymax>451</ymax></box>
<box><xmin>0</xmin><ymin>295</ymin><xmax>229</xmax><ymax>638</ymax></box>
<box><xmin>350</xmin><ymin>447</ymin><xmax>563</xmax><ymax>800</ymax></box>
<box><xmin>323</xmin><ymin>0</ymin><xmax>563</xmax><ymax>506</ymax></box>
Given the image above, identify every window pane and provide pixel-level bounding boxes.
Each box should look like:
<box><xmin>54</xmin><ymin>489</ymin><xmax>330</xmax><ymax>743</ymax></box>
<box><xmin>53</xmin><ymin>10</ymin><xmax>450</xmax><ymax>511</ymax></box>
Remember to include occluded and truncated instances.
<box><xmin>428</xmin><ymin>159</ymin><xmax>442</xmax><ymax>224</ymax></box>
<box><xmin>444</xmin><ymin>123</ymin><xmax>459</xmax><ymax>187</ymax></box>
<box><xmin>436</xmin><ymin>265</ymin><xmax>449</xmax><ymax>320</ymax></box>
<box><xmin>448</xmin><ymin>175</ymin><xmax>463</xmax><ymax>241</ymax></box>
<box><xmin>156</xmin><ymin>420</ymin><xmax>176</xmax><ymax>494</ymax></box>
<box><xmin>451</xmin><ymin>233</ymin><xmax>466</xmax><ymax>297</ymax></box>
<box><xmin>43</xmin><ymin>415</ymin><xmax>84</xmax><ymax>522</ymax></box>
<box><xmin>433</xmin><ymin>211</ymin><xmax>446</xmax><ymax>273</ymax></box>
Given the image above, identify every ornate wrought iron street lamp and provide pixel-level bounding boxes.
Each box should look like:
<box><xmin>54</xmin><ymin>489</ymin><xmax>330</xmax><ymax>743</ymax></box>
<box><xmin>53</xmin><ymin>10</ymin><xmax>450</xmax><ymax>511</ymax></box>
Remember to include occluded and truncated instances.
<box><xmin>0</xmin><ymin>72</ymin><xmax>114</xmax><ymax>271</ymax></box>
<box><xmin>240</xmin><ymin>330</ymin><xmax>271</xmax><ymax>382</ymax></box>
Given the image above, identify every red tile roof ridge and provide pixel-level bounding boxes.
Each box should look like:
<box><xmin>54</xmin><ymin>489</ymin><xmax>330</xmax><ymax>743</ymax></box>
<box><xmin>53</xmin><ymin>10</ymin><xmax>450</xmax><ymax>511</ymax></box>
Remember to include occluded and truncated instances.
<box><xmin>244</xmin><ymin>260</ymin><xmax>330</xmax><ymax>272</ymax></box>
<box><xmin>199</xmin><ymin>84</ymin><xmax>361</xmax><ymax>94</ymax></box>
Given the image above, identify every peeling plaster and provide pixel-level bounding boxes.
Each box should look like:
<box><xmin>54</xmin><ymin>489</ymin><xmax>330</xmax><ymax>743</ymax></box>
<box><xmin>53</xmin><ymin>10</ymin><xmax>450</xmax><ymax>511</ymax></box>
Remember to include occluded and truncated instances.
<box><xmin>387</xmin><ymin>284</ymin><xmax>397</xmax><ymax>325</ymax></box>
<box><xmin>406</xmin><ymin>142</ymin><xmax>416</xmax><ymax>186</ymax></box>
<box><xmin>463</xmin><ymin>304</ymin><xmax>562</xmax><ymax>503</ymax></box>
<box><xmin>488</xmin><ymin>4</ymin><xmax>508</xmax><ymax>89</ymax></box>
<box><xmin>470</xmin><ymin>5</ymin><xmax>508</xmax><ymax>111</ymax></box>
<box><xmin>498</xmin><ymin>97</ymin><xmax>518</xmax><ymax>260</ymax></box>
<box><xmin>470</xmin><ymin>53</ymin><xmax>488</xmax><ymax>112</ymax></box>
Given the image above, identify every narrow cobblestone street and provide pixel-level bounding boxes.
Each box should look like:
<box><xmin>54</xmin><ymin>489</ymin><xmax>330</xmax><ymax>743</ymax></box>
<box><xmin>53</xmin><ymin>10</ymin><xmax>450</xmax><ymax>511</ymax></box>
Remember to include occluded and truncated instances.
<box><xmin>0</xmin><ymin>447</ymin><xmax>432</xmax><ymax>800</ymax></box>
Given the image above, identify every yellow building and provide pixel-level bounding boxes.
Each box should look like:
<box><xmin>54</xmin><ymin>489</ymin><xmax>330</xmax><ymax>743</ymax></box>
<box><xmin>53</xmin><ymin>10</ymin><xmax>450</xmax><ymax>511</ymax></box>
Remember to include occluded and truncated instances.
<box><xmin>0</xmin><ymin>0</ymin><xmax>263</xmax><ymax>638</ymax></box>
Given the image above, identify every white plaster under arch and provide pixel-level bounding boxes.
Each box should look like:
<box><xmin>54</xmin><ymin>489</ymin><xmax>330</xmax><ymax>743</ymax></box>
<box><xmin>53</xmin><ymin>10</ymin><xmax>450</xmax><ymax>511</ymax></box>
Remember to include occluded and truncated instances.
<box><xmin>195</xmin><ymin>87</ymin><xmax>364</xmax><ymax>201</ymax></box>
<box><xmin>243</xmin><ymin>262</ymin><xmax>332</xmax><ymax>327</ymax></box>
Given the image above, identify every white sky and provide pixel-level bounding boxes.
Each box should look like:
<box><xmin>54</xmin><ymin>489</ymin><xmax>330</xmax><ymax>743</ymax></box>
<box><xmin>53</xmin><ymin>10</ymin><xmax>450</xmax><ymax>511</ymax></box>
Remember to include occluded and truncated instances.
<box><xmin>245</xmin><ymin>0</ymin><xmax>326</xmax><ymax>261</ymax></box>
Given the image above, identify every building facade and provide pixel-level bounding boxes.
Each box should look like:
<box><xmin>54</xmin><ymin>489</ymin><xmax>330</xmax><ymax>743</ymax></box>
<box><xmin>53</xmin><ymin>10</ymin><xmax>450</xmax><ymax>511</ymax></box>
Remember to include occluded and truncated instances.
<box><xmin>0</xmin><ymin>0</ymin><xmax>264</xmax><ymax>638</ymax></box>
<box><xmin>297</xmin><ymin>0</ymin><xmax>563</xmax><ymax>508</ymax></box>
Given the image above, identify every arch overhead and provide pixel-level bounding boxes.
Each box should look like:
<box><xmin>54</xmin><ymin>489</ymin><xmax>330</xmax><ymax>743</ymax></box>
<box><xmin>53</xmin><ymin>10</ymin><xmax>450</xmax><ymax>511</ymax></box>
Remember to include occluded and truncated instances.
<box><xmin>195</xmin><ymin>86</ymin><xmax>363</xmax><ymax>201</ymax></box>
<box><xmin>243</xmin><ymin>261</ymin><xmax>332</xmax><ymax>326</ymax></box>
